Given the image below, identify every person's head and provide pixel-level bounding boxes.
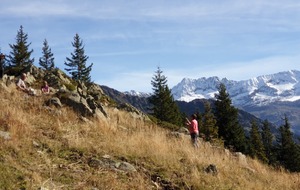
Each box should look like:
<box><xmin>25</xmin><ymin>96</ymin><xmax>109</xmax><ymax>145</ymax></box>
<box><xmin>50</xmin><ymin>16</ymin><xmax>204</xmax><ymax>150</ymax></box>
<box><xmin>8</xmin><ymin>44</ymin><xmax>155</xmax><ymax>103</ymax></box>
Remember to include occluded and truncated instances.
<box><xmin>21</xmin><ymin>73</ymin><xmax>26</xmax><ymax>80</ymax></box>
<box><xmin>191</xmin><ymin>114</ymin><xmax>197</xmax><ymax>120</ymax></box>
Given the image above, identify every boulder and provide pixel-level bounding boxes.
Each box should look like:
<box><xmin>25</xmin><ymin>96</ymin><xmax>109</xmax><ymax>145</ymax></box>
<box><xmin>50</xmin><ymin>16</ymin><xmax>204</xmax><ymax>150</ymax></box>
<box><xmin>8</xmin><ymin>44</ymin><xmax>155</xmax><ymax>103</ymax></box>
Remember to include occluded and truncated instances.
<box><xmin>43</xmin><ymin>68</ymin><xmax>74</xmax><ymax>90</ymax></box>
<box><xmin>0</xmin><ymin>75</ymin><xmax>16</xmax><ymax>92</ymax></box>
<box><xmin>88</xmin><ymin>83</ymin><xmax>104</xmax><ymax>97</ymax></box>
<box><xmin>45</xmin><ymin>97</ymin><xmax>62</xmax><ymax>108</ymax></box>
<box><xmin>86</xmin><ymin>95</ymin><xmax>98</xmax><ymax>110</ymax></box>
<box><xmin>224</xmin><ymin>149</ymin><xmax>230</xmax><ymax>157</ymax></box>
<box><xmin>178</xmin><ymin>127</ymin><xmax>189</xmax><ymax>135</ymax></box>
<box><xmin>115</xmin><ymin>161</ymin><xmax>137</xmax><ymax>172</ymax></box>
<box><xmin>58</xmin><ymin>91</ymin><xmax>94</xmax><ymax>117</ymax></box>
<box><xmin>205</xmin><ymin>164</ymin><xmax>218</xmax><ymax>175</ymax></box>
<box><xmin>94</xmin><ymin>108</ymin><xmax>108</xmax><ymax>120</ymax></box>
<box><xmin>0</xmin><ymin>131</ymin><xmax>11</xmax><ymax>140</ymax></box>
<box><xmin>28</xmin><ymin>65</ymin><xmax>45</xmax><ymax>79</ymax></box>
<box><xmin>117</xmin><ymin>103</ymin><xmax>140</xmax><ymax>114</ymax></box>
<box><xmin>233</xmin><ymin>152</ymin><xmax>248</xmax><ymax>166</ymax></box>
<box><xmin>77</xmin><ymin>81</ymin><xmax>88</xmax><ymax>97</ymax></box>
<box><xmin>88</xmin><ymin>158</ymin><xmax>104</xmax><ymax>168</ymax></box>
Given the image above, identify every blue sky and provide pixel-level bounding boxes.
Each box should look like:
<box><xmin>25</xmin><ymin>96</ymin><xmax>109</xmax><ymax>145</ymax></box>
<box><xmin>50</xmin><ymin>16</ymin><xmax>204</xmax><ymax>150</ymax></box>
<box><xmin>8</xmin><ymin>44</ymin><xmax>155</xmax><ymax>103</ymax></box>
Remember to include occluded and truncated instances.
<box><xmin>1</xmin><ymin>0</ymin><xmax>300</xmax><ymax>92</ymax></box>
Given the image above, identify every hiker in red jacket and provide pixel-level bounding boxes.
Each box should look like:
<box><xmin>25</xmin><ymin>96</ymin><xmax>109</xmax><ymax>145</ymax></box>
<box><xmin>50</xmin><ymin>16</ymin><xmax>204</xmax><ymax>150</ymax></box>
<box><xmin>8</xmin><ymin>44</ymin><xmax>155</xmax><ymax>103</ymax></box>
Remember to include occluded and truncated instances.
<box><xmin>186</xmin><ymin>114</ymin><xmax>199</xmax><ymax>148</ymax></box>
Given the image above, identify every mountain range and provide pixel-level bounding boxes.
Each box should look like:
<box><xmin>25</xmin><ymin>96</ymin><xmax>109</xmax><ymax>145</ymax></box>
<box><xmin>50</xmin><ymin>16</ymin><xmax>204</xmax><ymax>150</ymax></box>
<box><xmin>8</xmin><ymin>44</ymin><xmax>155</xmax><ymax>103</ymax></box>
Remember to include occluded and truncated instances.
<box><xmin>121</xmin><ymin>70</ymin><xmax>300</xmax><ymax>136</ymax></box>
<box><xmin>172</xmin><ymin>70</ymin><xmax>300</xmax><ymax>105</ymax></box>
<box><xmin>171</xmin><ymin>70</ymin><xmax>300</xmax><ymax>135</ymax></box>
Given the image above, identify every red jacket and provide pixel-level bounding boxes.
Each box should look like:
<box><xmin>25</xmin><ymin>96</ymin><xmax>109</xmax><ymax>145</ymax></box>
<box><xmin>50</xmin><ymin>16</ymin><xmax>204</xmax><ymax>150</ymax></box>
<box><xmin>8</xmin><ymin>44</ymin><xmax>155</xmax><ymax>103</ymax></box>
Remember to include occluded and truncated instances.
<box><xmin>188</xmin><ymin>119</ymin><xmax>198</xmax><ymax>134</ymax></box>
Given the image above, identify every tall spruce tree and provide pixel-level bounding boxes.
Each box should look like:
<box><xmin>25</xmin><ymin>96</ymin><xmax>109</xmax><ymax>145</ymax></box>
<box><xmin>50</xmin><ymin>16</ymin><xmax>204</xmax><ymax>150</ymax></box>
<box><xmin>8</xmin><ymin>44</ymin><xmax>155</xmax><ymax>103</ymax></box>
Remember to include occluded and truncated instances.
<box><xmin>64</xmin><ymin>33</ymin><xmax>93</xmax><ymax>84</ymax></box>
<box><xmin>202</xmin><ymin>101</ymin><xmax>218</xmax><ymax>141</ymax></box>
<box><xmin>261</xmin><ymin>119</ymin><xmax>275</xmax><ymax>165</ymax></box>
<box><xmin>7</xmin><ymin>25</ymin><xmax>34</xmax><ymax>73</ymax></box>
<box><xmin>149</xmin><ymin>67</ymin><xmax>182</xmax><ymax>126</ymax></box>
<box><xmin>214</xmin><ymin>83</ymin><xmax>246</xmax><ymax>152</ymax></box>
<box><xmin>277</xmin><ymin>115</ymin><xmax>300</xmax><ymax>172</ymax></box>
<box><xmin>39</xmin><ymin>39</ymin><xmax>55</xmax><ymax>70</ymax></box>
<box><xmin>0</xmin><ymin>48</ymin><xmax>5</xmax><ymax>78</ymax></box>
<box><xmin>249</xmin><ymin>120</ymin><xmax>268</xmax><ymax>163</ymax></box>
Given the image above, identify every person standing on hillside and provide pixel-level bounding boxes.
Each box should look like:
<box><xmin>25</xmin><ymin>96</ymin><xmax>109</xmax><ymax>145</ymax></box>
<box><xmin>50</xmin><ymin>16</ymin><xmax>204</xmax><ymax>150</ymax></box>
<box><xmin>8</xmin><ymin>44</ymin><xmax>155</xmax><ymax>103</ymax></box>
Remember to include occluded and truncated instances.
<box><xmin>186</xmin><ymin>114</ymin><xmax>199</xmax><ymax>148</ymax></box>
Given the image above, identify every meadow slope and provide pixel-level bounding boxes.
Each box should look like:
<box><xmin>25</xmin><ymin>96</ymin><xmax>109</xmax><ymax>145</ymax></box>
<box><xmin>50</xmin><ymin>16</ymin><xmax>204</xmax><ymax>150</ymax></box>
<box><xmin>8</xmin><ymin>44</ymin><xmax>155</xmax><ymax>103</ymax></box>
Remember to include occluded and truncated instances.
<box><xmin>0</xmin><ymin>87</ymin><xmax>299</xmax><ymax>190</ymax></box>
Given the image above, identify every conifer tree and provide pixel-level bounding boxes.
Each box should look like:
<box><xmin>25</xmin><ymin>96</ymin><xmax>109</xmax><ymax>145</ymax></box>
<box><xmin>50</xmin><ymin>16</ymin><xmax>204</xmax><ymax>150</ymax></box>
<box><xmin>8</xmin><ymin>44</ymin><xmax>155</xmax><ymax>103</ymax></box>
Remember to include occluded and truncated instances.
<box><xmin>7</xmin><ymin>25</ymin><xmax>34</xmax><ymax>73</ymax></box>
<box><xmin>277</xmin><ymin>115</ymin><xmax>300</xmax><ymax>172</ymax></box>
<box><xmin>214</xmin><ymin>83</ymin><xmax>246</xmax><ymax>152</ymax></box>
<box><xmin>202</xmin><ymin>101</ymin><xmax>218</xmax><ymax>141</ymax></box>
<box><xmin>0</xmin><ymin>49</ymin><xmax>5</xmax><ymax>78</ymax></box>
<box><xmin>261</xmin><ymin>119</ymin><xmax>275</xmax><ymax>164</ymax></box>
<box><xmin>249</xmin><ymin>120</ymin><xmax>268</xmax><ymax>163</ymax></box>
<box><xmin>149</xmin><ymin>67</ymin><xmax>182</xmax><ymax>126</ymax></box>
<box><xmin>39</xmin><ymin>39</ymin><xmax>55</xmax><ymax>70</ymax></box>
<box><xmin>64</xmin><ymin>33</ymin><xmax>93</xmax><ymax>84</ymax></box>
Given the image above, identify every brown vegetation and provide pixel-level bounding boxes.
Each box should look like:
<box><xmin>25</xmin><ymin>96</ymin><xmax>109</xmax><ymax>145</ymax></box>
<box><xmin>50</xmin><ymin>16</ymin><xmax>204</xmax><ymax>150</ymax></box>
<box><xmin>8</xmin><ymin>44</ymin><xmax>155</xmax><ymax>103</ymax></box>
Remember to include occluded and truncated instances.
<box><xmin>0</xmin><ymin>88</ymin><xmax>299</xmax><ymax>189</ymax></box>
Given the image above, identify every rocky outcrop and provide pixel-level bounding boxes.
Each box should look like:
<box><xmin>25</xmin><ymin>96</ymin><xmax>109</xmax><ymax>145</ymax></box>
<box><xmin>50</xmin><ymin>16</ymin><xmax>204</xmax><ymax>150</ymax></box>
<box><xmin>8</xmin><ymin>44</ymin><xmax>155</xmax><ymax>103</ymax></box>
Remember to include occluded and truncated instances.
<box><xmin>0</xmin><ymin>74</ymin><xmax>16</xmax><ymax>91</ymax></box>
<box><xmin>1</xmin><ymin>65</ymin><xmax>109</xmax><ymax>119</ymax></box>
<box><xmin>88</xmin><ymin>154</ymin><xmax>137</xmax><ymax>173</ymax></box>
<box><xmin>45</xmin><ymin>97</ymin><xmax>62</xmax><ymax>108</ymax></box>
<box><xmin>57</xmin><ymin>90</ymin><xmax>94</xmax><ymax>117</ymax></box>
<box><xmin>1</xmin><ymin>65</ymin><xmax>153</xmax><ymax>121</ymax></box>
<box><xmin>55</xmin><ymin>88</ymin><xmax>108</xmax><ymax>119</ymax></box>
<box><xmin>233</xmin><ymin>152</ymin><xmax>248</xmax><ymax>166</ymax></box>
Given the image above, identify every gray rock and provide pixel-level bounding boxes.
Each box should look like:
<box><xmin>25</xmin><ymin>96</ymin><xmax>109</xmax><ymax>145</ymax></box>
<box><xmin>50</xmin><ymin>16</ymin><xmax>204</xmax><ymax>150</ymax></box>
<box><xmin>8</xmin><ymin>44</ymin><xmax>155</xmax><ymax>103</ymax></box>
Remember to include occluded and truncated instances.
<box><xmin>0</xmin><ymin>131</ymin><xmax>11</xmax><ymax>140</ymax></box>
<box><xmin>58</xmin><ymin>91</ymin><xmax>94</xmax><ymax>117</ymax></box>
<box><xmin>233</xmin><ymin>152</ymin><xmax>248</xmax><ymax>166</ymax></box>
<box><xmin>88</xmin><ymin>158</ymin><xmax>104</xmax><ymax>168</ymax></box>
<box><xmin>178</xmin><ymin>127</ymin><xmax>189</xmax><ymax>134</ymax></box>
<box><xmin>45</xmin><ymin>97</ymin><xmax>62</xmax><ymax>108</ymax></box>
<box><xmin>115</xmin><ymin>161</ymin><xmax>137</xmax><ymax>172</ymax></box>
<box><xmin>32</xmin><ymin>140</ymin><xmax>40</xmax><ymax>148</ymax></box>
<box><xmin>205</xmin><ymin>164</ymin><xmax>218</xmax><ymax>175</ymax></box>
<box><xmin>102</xmin><ymin>154</ymin><xmax>111</xmax><ymax>159</ymax></box>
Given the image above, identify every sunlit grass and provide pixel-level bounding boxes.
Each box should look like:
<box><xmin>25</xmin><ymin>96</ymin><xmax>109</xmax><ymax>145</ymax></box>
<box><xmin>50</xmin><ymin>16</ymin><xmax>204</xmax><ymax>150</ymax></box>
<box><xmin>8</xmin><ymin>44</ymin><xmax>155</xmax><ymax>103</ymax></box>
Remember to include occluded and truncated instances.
<box><xmin>0</xmin><ymin>87</ymin><xmax>299</xmax><ymax>189</ymax></box>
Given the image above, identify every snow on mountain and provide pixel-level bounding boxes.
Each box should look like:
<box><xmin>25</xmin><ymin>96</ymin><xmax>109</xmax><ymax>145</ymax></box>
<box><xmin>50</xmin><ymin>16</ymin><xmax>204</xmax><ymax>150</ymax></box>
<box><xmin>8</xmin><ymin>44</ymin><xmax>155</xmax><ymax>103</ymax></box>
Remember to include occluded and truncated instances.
<box><xmin>171</xmin><ymin>70</ymin><xmax>300</xmax><ymax>107</ymax></box>
<box><xmin>124</xmin><ymin>90</ymin><xmax>151</xmax><ymax>97</ymax></box>
<box><xmin>171</xmin><ymin>77</ymin><xmax>222</xmax><ymax>102</ymax></box>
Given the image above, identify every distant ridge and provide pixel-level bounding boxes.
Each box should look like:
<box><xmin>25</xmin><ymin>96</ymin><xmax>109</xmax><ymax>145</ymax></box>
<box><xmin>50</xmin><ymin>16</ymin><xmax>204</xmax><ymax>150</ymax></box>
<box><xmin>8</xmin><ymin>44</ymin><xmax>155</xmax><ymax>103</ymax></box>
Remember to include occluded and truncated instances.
<box><xmin>123</xmin><ymin>70</ymin><xmax>300</xmax><ymax>136</ymax></box>
<box><xmin>171</xmin><ymin>70</ymin><xmax>300</xmax><ymax>135</ymax></box>
<box><xmin>171</xmin><ymin>70</ymin><xmax>300</xmax><ymax>105</ymax></box>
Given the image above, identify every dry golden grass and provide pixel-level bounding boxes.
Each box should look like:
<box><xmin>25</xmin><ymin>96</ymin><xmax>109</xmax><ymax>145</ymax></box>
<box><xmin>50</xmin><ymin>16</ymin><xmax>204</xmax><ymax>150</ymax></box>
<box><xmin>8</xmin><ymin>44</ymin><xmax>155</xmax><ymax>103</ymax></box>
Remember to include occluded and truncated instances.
<box><xmin>0</xmin><ymin>87</ymin><xmax>300</xmax><ymax>189</ymax></box>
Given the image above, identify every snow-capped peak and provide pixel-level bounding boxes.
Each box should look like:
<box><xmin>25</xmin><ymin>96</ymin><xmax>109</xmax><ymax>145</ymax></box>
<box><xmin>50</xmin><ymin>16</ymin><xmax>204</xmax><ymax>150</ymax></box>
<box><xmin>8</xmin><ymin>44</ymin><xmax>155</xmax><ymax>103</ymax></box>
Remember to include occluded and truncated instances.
<box><xmin>171</xmin><ymin>70</ymin><xmax>300</xmax><ymax>106</ymax></box>
<box><xmin>124</xmin><ymin>90</ymin><xmax>151</xmax><ymax>97</ymax></box>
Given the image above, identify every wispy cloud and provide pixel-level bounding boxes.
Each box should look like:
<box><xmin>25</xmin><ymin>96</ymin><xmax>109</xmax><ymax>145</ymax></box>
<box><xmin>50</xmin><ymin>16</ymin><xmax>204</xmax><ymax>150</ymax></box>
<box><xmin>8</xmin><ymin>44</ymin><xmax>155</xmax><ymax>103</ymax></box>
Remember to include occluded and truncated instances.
<box><xmin>2</xmin><ymin>0</ymin><xmax>300</xmax><ymax>92</ymax></box>
<box><xmin>1</xmin><ymin>1</ymin><xmax>76</xmax><ymax>17</ymax></box>
<box><xmin>190</xmin><ymin>55</ymin><xmax>300</xmax><ymax>81</ymax></box>
<box><xmin>3</xmin><ymin>0</ymin><xmax>300</xmax><ymax>21</ymax></box>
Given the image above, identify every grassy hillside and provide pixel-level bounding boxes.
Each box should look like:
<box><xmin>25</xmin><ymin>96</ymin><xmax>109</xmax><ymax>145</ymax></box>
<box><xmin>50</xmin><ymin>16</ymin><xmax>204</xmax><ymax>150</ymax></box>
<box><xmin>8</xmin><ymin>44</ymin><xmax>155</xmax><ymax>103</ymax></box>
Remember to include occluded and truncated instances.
<box><xmin>0</xmin><ymin>87</ymin><xmax>299</xmax><ymax>190</ymax></box>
